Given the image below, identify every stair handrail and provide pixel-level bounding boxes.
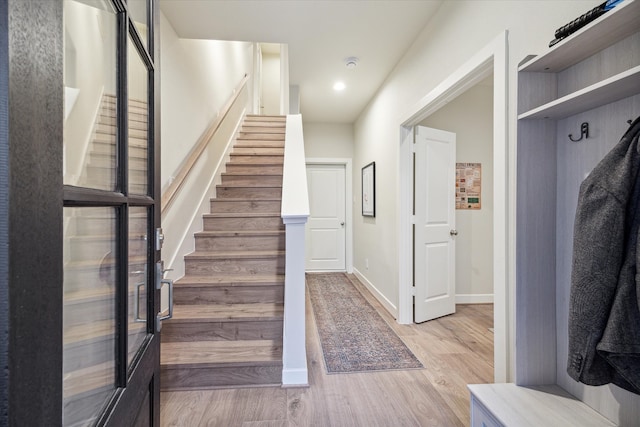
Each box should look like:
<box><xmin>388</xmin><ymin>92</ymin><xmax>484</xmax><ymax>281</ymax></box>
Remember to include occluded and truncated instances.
<box><xmin>161</xmin><ymin>73</ymin><xmax>249</xmax><ymax>214</ymax></box>
<box><xmin>280</xmin><ymin>114</ymin><xmax>309</xmax><ymax>386</ymax></box>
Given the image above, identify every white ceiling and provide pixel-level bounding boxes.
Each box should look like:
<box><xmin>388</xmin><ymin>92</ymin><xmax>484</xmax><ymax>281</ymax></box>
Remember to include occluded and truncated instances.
<box><xmin>160</xmin><ymin>0</ymin><xmax>444</xmax><ymax>123</ymax></box>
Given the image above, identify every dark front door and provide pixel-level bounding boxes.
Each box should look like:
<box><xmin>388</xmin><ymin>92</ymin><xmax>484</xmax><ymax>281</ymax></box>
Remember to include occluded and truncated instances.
<box><xmin>1</xmin><ymin>0</ymin><xmax>163</xmax><ymax>425</ymax></box>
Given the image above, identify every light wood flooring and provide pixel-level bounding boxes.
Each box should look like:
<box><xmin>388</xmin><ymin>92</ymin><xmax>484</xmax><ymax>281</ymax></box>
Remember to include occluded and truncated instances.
<box><xmin>160</xmin><ymin>274</ymin><xmax>494</xmax><ymax>426</ymax></box>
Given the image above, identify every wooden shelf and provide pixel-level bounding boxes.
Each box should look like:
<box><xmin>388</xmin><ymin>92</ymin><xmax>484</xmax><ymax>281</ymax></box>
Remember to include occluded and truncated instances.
<box><xmin>469</xmin><ymin>384</ymin><xmax>616</xmax><ymax>427</ymax></box>
<box><xmin>518</xmin><ymin>66</ymin><xmax>640</xmax><ymax>120</ymax></box>
<box><xmin>519</xmin><ymin>0</ymin><xmax>640</xmax><ymax>73</ymax></box>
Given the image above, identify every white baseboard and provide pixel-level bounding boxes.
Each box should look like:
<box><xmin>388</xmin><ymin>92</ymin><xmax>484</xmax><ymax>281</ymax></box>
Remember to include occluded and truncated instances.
<box><xmin>455</xmin><ymin>294</ymin><xmax>494</xmax><ymax>304</ymax></box>
<box><xmin>352</xmin><ymin>268</ymin><xmax>398</xmax><ymax>318</ymax></box>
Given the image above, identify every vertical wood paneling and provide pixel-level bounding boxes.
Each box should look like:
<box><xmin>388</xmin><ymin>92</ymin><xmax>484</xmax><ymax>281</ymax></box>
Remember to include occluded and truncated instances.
<box><xmin>555</xmin><ymin>95</ymin><xmax>640</xmax><ymax>424</ymax></box>
<box><xmin>515</xmin><ymin>119</ymin><xmax>558</xmax><ymax>385</ymax></box>
<box><xmin>7</xmin><ymin>0</ymin><xmax>64</xmax><ymax>424</ymax></box>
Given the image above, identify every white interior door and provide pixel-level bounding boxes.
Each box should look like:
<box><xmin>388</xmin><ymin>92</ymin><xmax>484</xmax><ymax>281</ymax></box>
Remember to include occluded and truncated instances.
<box><xmin>414</xmin><ymin>126</ymin><xmax>456</xmax><ymax>323</ymax></box>
<box><xmin>305</xmin><ymin>164</ymin><xmax>346</xmax><ymax>271</ymax></box>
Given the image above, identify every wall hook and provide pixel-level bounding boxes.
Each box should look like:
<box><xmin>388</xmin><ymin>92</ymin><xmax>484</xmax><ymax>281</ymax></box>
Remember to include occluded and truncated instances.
<box><xmin>628</xmin><ymin>119</ymin><xmax>633</xmax><ymax>125</ymax></box>
<box><xmin>569</xmin><ymin>122</ymin><xmax>589</xmax><ymax>142</ymax></box>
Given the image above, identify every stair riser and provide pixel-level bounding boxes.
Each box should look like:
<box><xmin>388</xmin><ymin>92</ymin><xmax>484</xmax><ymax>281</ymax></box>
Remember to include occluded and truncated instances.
<box><xmin>89</xmin><ymin>154</ymin><xmax>147</xmax><ymax>169</ymax></box>
<box><xmin>160</xmin><ymin>364</ymin><xmax>282</xmax><ymax>390</ymax></box>
<box><xmin>161</xmin><ymin>320</ymin><xmax>283</xmax><ymax>342</ymax></box>
<box><xmin>69</xmin><ymin>237</ymin><xmax>146</xmax><ymax>262</ymax></box>
<box><xmin>64</xmin><ymin>387</ymin><xmax>112</xmax><ymax>427</ymax></box>
<box><xmin>64</xmin><ymin>331</ymin><xmax>142</xmax><ymax>372</ymax></box>
<box><xmin>237</xmin><ymin>134</ymin><xmax>285</xmax><ymax>141</ymax></box>
<box><xmin>225</xmin><ymin>164</ymin><xmax>283</xmax><ymax>174</ymax></box>
<box><xmin>203</xmin><ymin>216</ymin><xmax>284</xmax><ymax>231</ymax></box>
<box><xmin>229</xmin><ymin>155</ymin><xmax>284</xmax><ymax>164</ymax></box>
<box><xmin>185</xmin><ymin>257</ymin><xmax>285</xmax><ymax>275</ymax></box>
<box><xmin>99</xmin><ymin>115</ymin><xmax>147</xmax><ymax>130</ymax></box>
<box><xmin>216</xmin><ymin>186</ymin><xmax>282</xmax><ymax>199</ymax></box>
<box><xmin>232</xmin><ymin>147</ymin><xmax>285</xmax><ymax>155</ymax></box>
<box><xmin>96</xmin><ymin>124</ymin><xmax>147</xmax><ymax>140</ymax></box>
<box><xmin>234</xmin><ymin>141</ymin><xmax>285</xmax><ymax>148</ymax></box>
<box><xmin>85</xmin><ymin>168</ymin><xmax>146</xmax><ymax>186</ymax></box>
<box><xmin>195</xmin><ymin>234</ymin><xmax>285</xmax><ymax>251</ymax></box>
<box><xmin>221</xmin><ymin>175</ymin><xmax>282</xmax><ymax>186</ymax></box>
<box><xmin>242</xmin><ymin>121</ymin><xmax>285</xmax><ymax>127</ymax></box>
<box><xmin>210</xmin><ymin>200</ymin><xmax>281</xmax><ymax>213</ymax></box>
<box><xmin>240</xmin><ymin>126</ymin><xmax>285</xmax><ymax>134</ymax></box>
<box><xmin>93</xmin><ymin>141</ymin><xmax>147</xmax><ymax>158</ymax></box>
<box><xmin>64</xmin><ymin>291</ymin><xmax>142</xmax><ymax>328</ymax></box>
<box><xmin>173</xmin><ymin>284</ymin><xmax>284</xmax><ymax>304</ymax></box>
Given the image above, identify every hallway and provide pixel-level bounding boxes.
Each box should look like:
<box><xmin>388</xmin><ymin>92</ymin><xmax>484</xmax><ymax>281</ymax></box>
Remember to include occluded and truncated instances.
<box><xmin>160</xmin><ymin>274</ymin><xmax>493</xmax><ymax>426</ymax></box>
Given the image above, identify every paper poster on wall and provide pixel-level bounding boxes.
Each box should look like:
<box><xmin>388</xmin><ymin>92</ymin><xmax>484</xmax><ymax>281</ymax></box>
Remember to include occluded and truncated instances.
<box><xmin>456</xmin><ymin>163</ymin><xmax>481</xmax><ymax>210</ymax></box>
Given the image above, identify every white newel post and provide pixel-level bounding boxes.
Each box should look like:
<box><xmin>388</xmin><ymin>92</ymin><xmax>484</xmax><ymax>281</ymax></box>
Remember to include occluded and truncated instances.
<box><xmin>281</xmin><ymin>114</ymin><xmax>309</xmax><ymax>386</ymax></box>
<box><xmin>281</xmin><ymin>216</ymin><xmax>308</xmax><ymax>385</ymax></box>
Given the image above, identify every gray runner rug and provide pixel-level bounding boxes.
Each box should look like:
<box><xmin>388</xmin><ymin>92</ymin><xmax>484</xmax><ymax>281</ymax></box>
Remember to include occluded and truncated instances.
<box><xmin>307</xmin><ymin>273</ymin><xmax>423</xmax><ymax>374</ymax></box>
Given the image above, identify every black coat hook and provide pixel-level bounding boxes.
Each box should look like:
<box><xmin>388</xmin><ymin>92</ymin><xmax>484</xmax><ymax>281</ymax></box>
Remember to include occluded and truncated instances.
<box><xmin>569</xmin><ymin>122</ymin><xmax>589</xmax><ymax>142</ymax></box>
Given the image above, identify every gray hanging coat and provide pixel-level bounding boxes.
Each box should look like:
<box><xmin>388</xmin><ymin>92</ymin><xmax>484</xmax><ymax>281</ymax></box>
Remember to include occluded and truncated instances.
<box><xmin>567</xmin><ymin>116</ymin><xmax>640</xmax><ymax>395</ymax></box>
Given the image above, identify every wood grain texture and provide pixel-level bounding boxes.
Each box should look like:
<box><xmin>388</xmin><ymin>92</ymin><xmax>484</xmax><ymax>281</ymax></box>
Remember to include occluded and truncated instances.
<box><xmin>161</xmin><ymin>274</ymin><xmax>494</xmax><ymax>426</ymax></box>
<box><xmin>163</xmin><ymin>115</ymin><xmax>288</xmax><ymax>390</ymax></box>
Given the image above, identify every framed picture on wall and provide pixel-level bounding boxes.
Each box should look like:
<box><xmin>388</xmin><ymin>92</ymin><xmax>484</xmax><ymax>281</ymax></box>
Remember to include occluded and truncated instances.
<box><xmin>362</xmin><ymin>161</ymin><xmax>375</xmax><ymax>217</ymax></box>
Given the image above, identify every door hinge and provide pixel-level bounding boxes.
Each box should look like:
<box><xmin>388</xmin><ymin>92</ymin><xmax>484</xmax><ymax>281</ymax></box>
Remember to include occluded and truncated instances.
<box><xmin>411</xmin><ymin>286</ymin><xmax>416</xmax><ymax>296</ymax></box>
<box><xmin>410</xmin><ymin>215</ymin><xmax>416</xmax><ymax>225</ymax></box>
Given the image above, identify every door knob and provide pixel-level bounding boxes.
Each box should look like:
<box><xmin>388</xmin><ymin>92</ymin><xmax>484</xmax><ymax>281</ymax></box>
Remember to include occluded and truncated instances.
<box><xmin>341</xmin><ymin>222</ymin><xmax>345</xmax><ymax>227</ymax></box>
<box><xmin>450</xmin><ymin>229</ymin><xmax>458</xmax><ymax>236</ymax></box>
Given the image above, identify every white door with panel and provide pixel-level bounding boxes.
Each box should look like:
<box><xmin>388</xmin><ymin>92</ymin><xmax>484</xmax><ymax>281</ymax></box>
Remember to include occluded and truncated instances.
<box><xmin>414</xmin><ymin>126</ymin><xmax>457</xmax><ymax>323</ymax></box>
<box><xmin>305</xmin><ymin>164</ymin><xmax>346</xmax><ymax>270</ymax></box>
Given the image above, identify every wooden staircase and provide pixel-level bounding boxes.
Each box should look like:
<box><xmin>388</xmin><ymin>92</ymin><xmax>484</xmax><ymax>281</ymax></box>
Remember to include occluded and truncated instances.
<box><xmin>160</xmin><ymin>115</ymin><xmax>287</xmax><ymax>390</ymax></box>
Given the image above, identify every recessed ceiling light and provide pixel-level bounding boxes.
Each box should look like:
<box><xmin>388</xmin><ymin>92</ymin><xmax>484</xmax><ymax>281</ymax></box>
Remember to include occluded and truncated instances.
<box><xmin>333</xmin><ymin>81</ymin><xmax>346</xmax><ymax>91</ymax></box>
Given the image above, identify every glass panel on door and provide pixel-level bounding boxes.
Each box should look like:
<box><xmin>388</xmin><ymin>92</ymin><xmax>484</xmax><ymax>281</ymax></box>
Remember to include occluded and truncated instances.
<box><xmin>128</xmin><ymin>36</ymin><xmax>149</xmax><ymax>195</ymax></box>
<box><xmin>128</xmin><ymin>0</ymin><xmax>149</xmax><ymax>48</ymax></box>
<box><xmin>63</xmin><ymin>0</ymin><xmax>118</xmax><ymax>192</ymax></box>
<box><xmin>63</xmin><ymin>207</ymin><xmax>117</xmax><ymax>427</ymax></box>
<box><xmin>128</xmin><ymin>207</ymin><xmax>150</xmax><ymax>368</ymax></box>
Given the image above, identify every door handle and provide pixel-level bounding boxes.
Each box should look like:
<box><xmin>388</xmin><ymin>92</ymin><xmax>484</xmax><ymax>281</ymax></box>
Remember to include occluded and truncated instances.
<box><xmin>450</xmin><ymin>229</ymin><xmax>458</xmax><ymax>236</ymax></box>
<box><xmin>340</xmin><ymin>222</ymin><xmax>345</xmax><ymax>227</ymax></box>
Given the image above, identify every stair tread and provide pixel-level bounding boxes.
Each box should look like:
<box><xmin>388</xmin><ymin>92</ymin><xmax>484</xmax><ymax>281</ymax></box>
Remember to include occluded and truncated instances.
<box><xmin>161</xmin><ymin>340</ymin><xmax>282</xmax><ymax>367</ymax></box>
<box><xmin>171</xmin><ymin>303</ymin><xmax>283</xmax><ymax>322</ymax></box>
<box><xmin>64</xmin><ymin>319</ymin><xmax>145</xmax><ymax>346</ymax></box>
<box><xmin>203</xmin><ymin>212</ymin><xmax>281</xmax><ymax>218</ymax></box>
<box><xmin>185</xmin><ymin>250</ymin><xmax>285</xmax><ymax>259</ymax></box>
<box><xmin>64</xmin><ymin>361</ymin><xmax>113</xmax><ymax>398</ymax></box>
<box><xmin>221</xmin><ymin>172</ymin><xmax>283</xmax><ymax>176</ymax></box>
<box><xmin>175</xmin><ymin>274</ymin><xmax>284</xmax><ymax>286</ymax></box>
<box><xmin>195</xmin><ymin>230</ymin><xmax>284</xmax><ymax>237</ymax></box>
<box><xmin>217</xmin><ymin>183</ymin><xmax>282</xmax><ymax>188</ymax></box>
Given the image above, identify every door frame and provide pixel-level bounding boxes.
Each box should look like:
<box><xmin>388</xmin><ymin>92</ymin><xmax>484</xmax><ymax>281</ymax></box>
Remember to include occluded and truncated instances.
<box><xmin>305</xmin><ymin>158</ymin><xmax>353</xmax><ymax>273</ymax></box>
<box><xmin>0</xmin><ymin>0</ymin><xmax>162</xmax><ymax>424</ymax></box>
<box><xmin>397</xmin><ymin>31</ymin><xmax>510</xmax><ymax>383</ymax></box>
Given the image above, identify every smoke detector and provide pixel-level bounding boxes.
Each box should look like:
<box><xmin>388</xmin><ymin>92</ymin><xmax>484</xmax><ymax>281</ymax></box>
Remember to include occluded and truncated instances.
<box><xmin>345</xmin><ymin>56</ymin><xmax>359</xmax><ymax>69</ymax></box>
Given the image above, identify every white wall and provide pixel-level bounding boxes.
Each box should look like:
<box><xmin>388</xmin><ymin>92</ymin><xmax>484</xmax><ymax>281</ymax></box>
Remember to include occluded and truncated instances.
<box><xmin>160</xmin><ymin>12</ymin><xmax>254</xmax><ymax>280</ymax></box>
<box><xmin>420</xmin><ymin>83</ymin><xmax>493</xmax><ymax>301</ymax></box>
<box><xmin>161</xmin><ymin>11</ymin><xmax>254</xmax><ymax>190</ymax></box>
<box><xmin>303</xmin><ymin>123</ymin><xmax>354</xmax><ymax>159</ymax></box>
<box><xmin>352</xmin><ymin>0</ymin><xmax>599</xmax><ymax>353</ymax></box>
<box><xmin>261</xmin><ymin>52</ymin><xmax>281</xmax><ymax>116</ymax></box>
<box><xmin>352</xmin><ymin>0</ymin><xmax>640</xmax><ymax>424</ymax></box>
<box><xmin>63</xmin><ymin>1</ymin><xmax>117</xmax><ymax>186</ymax></box>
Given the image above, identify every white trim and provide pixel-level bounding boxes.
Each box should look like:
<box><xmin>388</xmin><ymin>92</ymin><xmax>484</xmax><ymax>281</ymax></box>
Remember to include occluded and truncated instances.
<box><xmin>456</xmin><ymin>294</ymin><xmax>494</xmax><ymax>304</ymax></box>
<box><xmin>398</xmin><ymin>31</ymin><xmax>509</xmax><ymax>383</ymax></box>
<box><xmin>305</xmin><ymin>157</ymin><xmax>353</xmax><ymax>274</ymax></box>
<box><xmin>353</xmin><ymin>267</ymin><xmax>398</xmax><ymax>318</ymax></box>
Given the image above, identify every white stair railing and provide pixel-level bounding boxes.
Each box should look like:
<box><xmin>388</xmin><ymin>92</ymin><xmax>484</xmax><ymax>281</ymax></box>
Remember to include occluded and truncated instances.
<box><xmin>281</xmin><ymin>114</ymin><xmax>309</xmax><ymax>386</ymax></box>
